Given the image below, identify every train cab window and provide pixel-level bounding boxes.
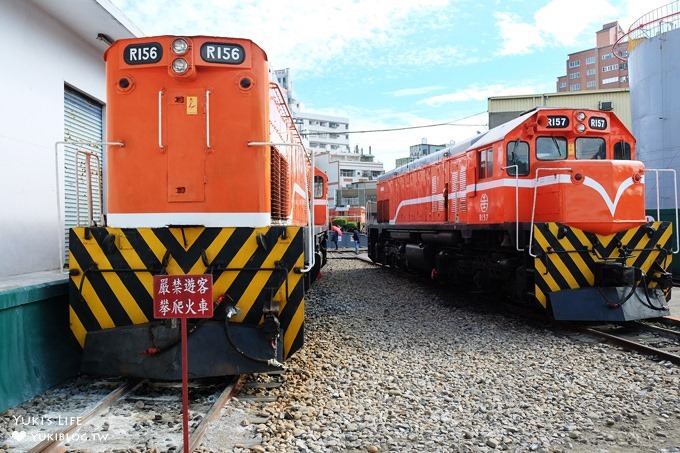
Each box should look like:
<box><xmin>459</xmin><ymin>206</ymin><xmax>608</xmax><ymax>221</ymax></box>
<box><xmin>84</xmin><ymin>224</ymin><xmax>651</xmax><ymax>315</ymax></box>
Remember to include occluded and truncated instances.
<box><xmin>506</xmin><ymin>140</ymin><xmax>529</xmax><ymax>176</ymax></box>
<box><xmin>478</xmin><ymin>148</ymin><xmax>493</xmax><ymax>179</ymax></box>
<box><xmin>313</xmin><ymin>175</ymin><xmax>324</xmax><ymax>198</ymax></box>
<box><xmin>614</xmin><ymin>140</ymin><xmax>632</xmax><ymax>160</ymax></box>
<box><xmin>536</xmin><ymin>137</ymin><xmax>567</xmax><ymax>160</ymax></box>
<box><xmin>575</xmin><ymin>137</ymin><xmax>606</xmax><ymax>159</ymax></box>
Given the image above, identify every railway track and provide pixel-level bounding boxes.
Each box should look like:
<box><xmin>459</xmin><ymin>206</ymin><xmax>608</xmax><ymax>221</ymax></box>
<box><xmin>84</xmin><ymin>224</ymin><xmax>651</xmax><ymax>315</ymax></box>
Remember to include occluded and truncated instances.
<box><xmin>577</xmin><ymin>318</ymin><xmax>680</xmax><ymax>365</ymax></box>
<box><xmin>8</xmin><ymin>376</ymin><xmax>245</xmax><ymax>452</ymax></box>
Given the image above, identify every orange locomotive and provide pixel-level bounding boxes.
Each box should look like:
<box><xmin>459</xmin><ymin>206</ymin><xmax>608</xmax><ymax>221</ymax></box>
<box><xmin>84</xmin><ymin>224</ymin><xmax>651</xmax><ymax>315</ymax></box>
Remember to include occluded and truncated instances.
<box><xmin>368</xmin><ymin>108</ymin><xmax>675</xmax><ymax>321</ymax></box>
<box><xmin>68</xmin><ymin>36</ymin><xmax>327</xmax><ymax>378</ymax></box>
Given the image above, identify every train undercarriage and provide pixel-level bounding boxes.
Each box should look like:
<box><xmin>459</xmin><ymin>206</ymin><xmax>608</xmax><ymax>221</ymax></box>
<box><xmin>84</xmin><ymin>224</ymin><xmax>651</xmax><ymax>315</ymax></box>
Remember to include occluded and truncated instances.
<box><xmin>367</xmin><ymin>221</ymin><xmax>674</xmax><ymax>322</ymax></box>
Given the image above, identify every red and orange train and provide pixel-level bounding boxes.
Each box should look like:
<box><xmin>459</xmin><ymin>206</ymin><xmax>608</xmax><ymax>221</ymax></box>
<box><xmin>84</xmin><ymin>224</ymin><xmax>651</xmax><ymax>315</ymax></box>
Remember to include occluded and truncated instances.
<box><xmin>369</xmin><ymin>108</ymin><xmax>675</xmax><ymax>321</ymax></box>
<box><xmin>68</xmin><ymin>36</ymin><xmax>327</xmax><ymax>378</ymax></box>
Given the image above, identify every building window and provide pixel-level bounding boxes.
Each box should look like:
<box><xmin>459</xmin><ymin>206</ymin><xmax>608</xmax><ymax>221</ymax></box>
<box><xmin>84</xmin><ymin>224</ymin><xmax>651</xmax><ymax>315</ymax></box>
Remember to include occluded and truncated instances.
<box><xmin>569</xmin><ymin>72</ymin><xmax>580</xmax><ymax>79</ymax></box>
<box><xmin>602</xmin><ymin>76</ymin><xmax>618</xmax><ymax>84</ymax></box>
<box><xmin>586</xmin><ymin>80</ymin><xmax>596</xmax><ymax>88</ymax></box>
<box><xmin>559</xmin><ymin>81</ymin><xmax>567</xmax><ymax>89</ymax></box>
<box><xmin>570</xmin><ymin>83</ymin><xmax>581</xmax><ymax>91</ymax></box>
<box><xmin>586</xmin><ymin>56</ymin><xmax>596</xmax><ymax>64</ymax></box>
<box><xmin>602</xmin><ymin>64</ymin><xmax>619</xmax><ymax>72</ymax></box>
<box><xmin>601</xmin><ymin>53</ymin><xmax>614</xmax><ymax>60</ymax></box>
<box><xmin>568</xmin><ymin>60</ymin><xmax>581</xmax><ymax>68</ymax></box>
<box><xmin>586</xmin><ymin>68</ymin><xmax>596</xmax><ymax>76</ymax></box>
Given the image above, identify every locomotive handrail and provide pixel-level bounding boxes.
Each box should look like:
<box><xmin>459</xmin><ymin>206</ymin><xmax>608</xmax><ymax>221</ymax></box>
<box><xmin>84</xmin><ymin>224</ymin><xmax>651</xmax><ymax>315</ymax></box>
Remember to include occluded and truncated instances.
<box><xmin>205</xmin><ymin>89</ymin><xmax>211</xmax><ymax>149</ymax></box>
<box><xmin>74</xmin><ymin>150</ymin><xmax>102</xmax><ymax>227</ymax></box>
<box><xmin>247</xmin><ymin>141</ymin><xmax>302</xmax><ymax>147</ymax></box>
<box><xmin>528</xmin><ymin>167</ymin><xmax>573</xmax><ymax>258</ymax></box>
<box><xmin>646</xmin><ymin>168</ymin><xmax>679</xmax><ymax>253</ymax></box>
<box><xmin>158</xmin><ymin>90</ymin><xmax>164</xmax><ymax>150</ymax></box>
<box><xmin>503</xmin><ymin>164</ymin><xmax>524</xmax><ymax>252</ymax></box>
<box><xmin>54</xmin><ymin>140</ymin><xmax>125</xmax><ymax>274</ymax></box>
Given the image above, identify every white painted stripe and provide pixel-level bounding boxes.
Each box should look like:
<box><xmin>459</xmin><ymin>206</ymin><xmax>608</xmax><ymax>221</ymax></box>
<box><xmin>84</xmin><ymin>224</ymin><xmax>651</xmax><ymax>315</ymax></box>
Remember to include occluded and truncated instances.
<box><xmin>390</xmin><ymin>194</ymin><xmax>444</xmax><ymax>224</ymax></box>
<box><xmin>107</xmin><ymin>212</ymin><xmax>271</xmax><ymax>228</ymax></box>
<box><xmin>390</xmin><ymin>175</ymin><xmax>642</xmax><ymax>223</ymax></box>
<box><xmin>293</xmin><ymin>183</ymin><xmax>308</xmax><ymax>200</ymax></box>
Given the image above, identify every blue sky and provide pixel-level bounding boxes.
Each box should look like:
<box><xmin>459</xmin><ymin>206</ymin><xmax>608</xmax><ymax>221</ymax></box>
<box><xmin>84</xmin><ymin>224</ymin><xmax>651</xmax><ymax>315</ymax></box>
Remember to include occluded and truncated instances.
<box><xmin>109</xmin><ymin>0</ymin><xmax>666</xmax><ymax>170</ymax></box>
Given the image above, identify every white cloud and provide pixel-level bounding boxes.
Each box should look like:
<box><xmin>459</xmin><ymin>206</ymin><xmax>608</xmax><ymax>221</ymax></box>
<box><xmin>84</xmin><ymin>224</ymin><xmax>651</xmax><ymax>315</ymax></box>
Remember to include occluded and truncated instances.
<box><xmin>419</xmin><ymin>83</ymin><xmax>545</xmax><ymax>106</ymax></box>
<box><xmin>327</xmin><ymin>105</ymin><xmax>489</xmax><ymax>171</ymax></box>
<box><xmin>389</xmin><ymin>86</ymin><xmax>447</xmax><ymax>97</ymax></box>
<box><xmin>495</xmin><ymin>0</ymin><xmax>618</xmax><ymax>56</ymax></box>
<box><xmin>111</xmin><ymin>0</ymin><xmax>457</xmax><ymax>77</ymax></box>
<box><xmin>494</xmin><ymin>12</ymin><xmax>544</xmax><ymax>56</ymax></box>
<box><xmin>617</xmin><ymin>0</ymin><xmax>674</xmax><ymax>30</ymax></box>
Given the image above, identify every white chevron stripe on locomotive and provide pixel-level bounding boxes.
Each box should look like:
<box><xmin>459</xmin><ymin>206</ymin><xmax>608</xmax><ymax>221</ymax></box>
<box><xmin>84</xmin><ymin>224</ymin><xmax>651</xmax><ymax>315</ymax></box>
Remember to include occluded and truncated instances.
<box><xmin>389</xmin><ymin>175</ymin><xmax>644</xmax><ymax>224</ymax></box>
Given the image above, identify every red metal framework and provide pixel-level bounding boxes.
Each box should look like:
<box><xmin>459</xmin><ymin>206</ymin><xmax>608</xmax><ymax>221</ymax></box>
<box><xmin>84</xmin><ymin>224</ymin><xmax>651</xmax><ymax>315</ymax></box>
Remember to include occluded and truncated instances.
<box><xmin>614</xmin><ymin>1</ymin><xmax>680</xmax><ymax>60</ymax></box>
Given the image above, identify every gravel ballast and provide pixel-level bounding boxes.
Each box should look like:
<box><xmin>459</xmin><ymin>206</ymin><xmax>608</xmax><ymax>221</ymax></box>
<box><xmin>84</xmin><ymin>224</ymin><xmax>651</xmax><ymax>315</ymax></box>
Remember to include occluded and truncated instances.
<box><xmin>2</xmin><ymin>256</ymin><xmax>678</xmax><ymax>452</ymax></box>
<box><xmin>224</xmin><ymin>257</ymin><xmax>680</xmax><ymax>453</ymax></box>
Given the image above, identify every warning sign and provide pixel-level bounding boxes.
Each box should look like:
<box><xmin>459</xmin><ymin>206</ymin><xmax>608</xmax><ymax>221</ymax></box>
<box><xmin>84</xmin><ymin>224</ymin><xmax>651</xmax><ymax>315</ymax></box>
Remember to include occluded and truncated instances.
<box><xmin>152</xmin><ymin>275</ymin><xmax>214</xmax><ymax>319</ymax></box>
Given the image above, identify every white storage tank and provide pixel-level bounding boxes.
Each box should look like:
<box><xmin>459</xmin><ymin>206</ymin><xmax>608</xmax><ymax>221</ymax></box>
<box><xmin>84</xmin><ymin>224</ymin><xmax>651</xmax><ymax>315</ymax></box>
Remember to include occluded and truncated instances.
<box><xmin>627</xmin><ymin>2</ymin><xmax>680</xmax><ymax>273</ymax></box>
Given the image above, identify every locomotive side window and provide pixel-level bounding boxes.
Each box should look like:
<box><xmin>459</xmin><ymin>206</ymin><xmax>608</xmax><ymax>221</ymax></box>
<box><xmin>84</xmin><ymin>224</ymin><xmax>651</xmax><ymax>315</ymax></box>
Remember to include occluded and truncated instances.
<box><xmin>506</xmin><ymin>141</ymin><xmax>529</xmax><ymax>176</ymax></box>
<box><xmin>313</xmin><ymin>175</ymin><xmax>324</xmax><ymax>198</ymax></box>
<box><xmin>614</xmin><ymin>140</ymin><xmax>632</xmax><ymax>160</ymax></box>
<box><xmin>575</xmin><ymin>137</ymin><xmax>605</xmax><ymax>159</ymax></box>
<box><xmin>536</xmin><ymin>136</ymin><xmax>567</xmax><ymax>160</ymax></box>
<box><xmin>478</xmin><ymin>148</ymin><xmax>493</xmax><ymax>179</ymax></box>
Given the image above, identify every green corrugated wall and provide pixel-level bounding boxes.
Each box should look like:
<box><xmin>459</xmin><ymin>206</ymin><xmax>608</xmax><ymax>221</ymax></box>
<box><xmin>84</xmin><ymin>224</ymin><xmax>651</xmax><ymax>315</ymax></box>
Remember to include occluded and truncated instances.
<box><xmin>0</xmin><ymin>279</ymin><xmax>81</xmax><ymax>412</ymax></box>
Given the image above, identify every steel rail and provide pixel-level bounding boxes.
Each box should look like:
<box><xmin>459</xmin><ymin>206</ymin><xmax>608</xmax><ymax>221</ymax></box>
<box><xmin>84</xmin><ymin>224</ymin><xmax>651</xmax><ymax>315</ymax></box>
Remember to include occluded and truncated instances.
<box><xmin>183</xmin><ymin>375</ymin><xmax>247</xmax><ymax>452</ymax></box>
<box><xmin>582</xmin><ymin>326</ymin><xmax>680</xmax><ymax>365</ymax></box>
<box><xmin>29</xmin><ymin>379</ymin><xmax>145</xmax><ymax>453</ymax></box>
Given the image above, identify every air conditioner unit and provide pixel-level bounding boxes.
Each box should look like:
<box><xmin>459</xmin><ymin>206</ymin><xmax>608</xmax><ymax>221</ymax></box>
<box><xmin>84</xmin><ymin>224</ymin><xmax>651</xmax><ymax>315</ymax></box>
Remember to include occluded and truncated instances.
<box><xmin>599</xmin><ymin>101</ymin><xmax>613</xmax><ymax>111</ymax></box>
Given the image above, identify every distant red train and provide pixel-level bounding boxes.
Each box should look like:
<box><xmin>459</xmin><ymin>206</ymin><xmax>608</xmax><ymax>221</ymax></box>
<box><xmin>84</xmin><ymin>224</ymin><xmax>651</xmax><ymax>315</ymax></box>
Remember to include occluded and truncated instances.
<box><xmin>368</xmin><ymin>108</ymin><xmax>675</xmax><ymax>321</ymax></box>
<box><xmin>68</xmin><ymin>35</ymin><xmax>327</xmax><ymax>379</ymax></box>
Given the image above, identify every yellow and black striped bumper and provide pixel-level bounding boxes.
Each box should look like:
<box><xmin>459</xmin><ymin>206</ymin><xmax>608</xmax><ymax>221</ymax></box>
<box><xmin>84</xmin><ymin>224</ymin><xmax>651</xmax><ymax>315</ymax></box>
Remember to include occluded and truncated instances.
<box><xmin>532</xmin><ymin>221</ymin><xmax>673</xmax><ymax>320</ymax></box>
<box><xmin>68</xmin><ymin>226</ymin><xmax>305</xmax><ymax>366</ymax></box>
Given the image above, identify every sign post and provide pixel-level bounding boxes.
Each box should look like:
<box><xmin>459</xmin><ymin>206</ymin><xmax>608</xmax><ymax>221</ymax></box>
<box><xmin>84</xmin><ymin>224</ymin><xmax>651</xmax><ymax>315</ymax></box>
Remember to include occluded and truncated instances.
<box><xmin>153</xmin><ymin>275</ymin><xmax>214</xmax><ymax>452</ymax></box>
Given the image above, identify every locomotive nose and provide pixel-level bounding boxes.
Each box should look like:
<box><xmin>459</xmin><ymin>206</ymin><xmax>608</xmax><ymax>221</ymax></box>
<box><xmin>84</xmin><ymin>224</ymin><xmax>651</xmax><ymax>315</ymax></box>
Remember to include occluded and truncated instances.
<box><xmin>554</xmin><ymin>161</ymin><xmax>646</xmax><ymax>235</ymax></box>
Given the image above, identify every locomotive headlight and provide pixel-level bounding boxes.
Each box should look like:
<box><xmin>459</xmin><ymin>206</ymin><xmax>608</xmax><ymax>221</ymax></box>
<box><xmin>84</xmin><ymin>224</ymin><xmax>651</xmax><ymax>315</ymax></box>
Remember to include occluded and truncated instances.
<box><xmin>172</xmin><ymin>38</ymin><xmax>189</xmax><ymax>55</ymax></box>
<box><xmin>576</xmin><ymin>123</ymin><xmax>586</xmax><ymax>133</ymax></box>
<box><xmin>576</xmin><ymin>112</ymin><xmax>586</xmax><ymax>121</ymax></box>
<box><xmin>171</xmin><ymin>58</ymin><xmax>189</xmax><ymax>74</ymax></box>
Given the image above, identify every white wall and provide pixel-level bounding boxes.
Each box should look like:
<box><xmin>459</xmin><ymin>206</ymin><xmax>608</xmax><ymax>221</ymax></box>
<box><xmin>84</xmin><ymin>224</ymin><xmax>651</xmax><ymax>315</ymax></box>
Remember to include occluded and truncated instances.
<box><xmin>0</xmin><ymin>0</ymin><xmax>106</xmax><ymax>278</ymax></box>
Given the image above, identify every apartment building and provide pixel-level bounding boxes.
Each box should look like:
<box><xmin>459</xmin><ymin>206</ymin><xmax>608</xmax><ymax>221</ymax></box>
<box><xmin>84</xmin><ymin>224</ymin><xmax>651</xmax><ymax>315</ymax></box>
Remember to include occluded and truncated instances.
<box><xmin>273</xmin><ymin>68</ymin><xmax>384</xmax><ymax>208</ymax></box>
<box><xmin>556</xmin><ymin>21</ymin><xmax>629</xmax><ymax>93</ymax></box>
